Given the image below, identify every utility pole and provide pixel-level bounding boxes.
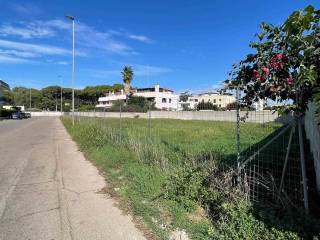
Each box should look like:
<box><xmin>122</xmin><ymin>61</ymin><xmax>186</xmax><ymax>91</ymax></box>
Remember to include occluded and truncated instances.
<box><xmin>66</xmin><ymin>15</ymin><xmax>75</xmax><ymax>125</ymax></box>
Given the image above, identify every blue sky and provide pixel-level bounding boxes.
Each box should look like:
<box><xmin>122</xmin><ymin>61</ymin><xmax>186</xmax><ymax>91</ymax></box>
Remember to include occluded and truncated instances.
<box><xmin>0</xmin><ymin>0</ymin><xmax>319</xmax><ymax>93</ymax></box>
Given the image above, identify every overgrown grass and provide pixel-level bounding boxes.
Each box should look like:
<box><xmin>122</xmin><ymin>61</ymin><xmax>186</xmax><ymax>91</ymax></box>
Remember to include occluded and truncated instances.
<box><xmin>61</xmin><ymin>116</ymin><xmax>318</xmax><ymax>239</ymax></box>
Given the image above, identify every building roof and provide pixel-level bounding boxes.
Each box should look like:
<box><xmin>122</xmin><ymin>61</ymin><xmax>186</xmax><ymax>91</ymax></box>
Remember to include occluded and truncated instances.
<box><xmin>136</xmin><ymin>87</ymin><xmax>173</xmax><ymax>93</ymax></box>
<box><xmin>191</xmin><ymin>91</ymin><xmax>234</xmax><ymax>97</ymax></box>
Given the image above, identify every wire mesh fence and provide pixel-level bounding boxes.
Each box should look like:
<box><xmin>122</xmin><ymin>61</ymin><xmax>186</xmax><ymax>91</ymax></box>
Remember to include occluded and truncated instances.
<box><xmin>234</xmin><ymin>96</ymin><xmax>316</xmax><ymax>213</ymax></box>
<box><xmin>64</xmin><ymin>96</ymin><xmax>316</xmax><ymax>213</ymax></box>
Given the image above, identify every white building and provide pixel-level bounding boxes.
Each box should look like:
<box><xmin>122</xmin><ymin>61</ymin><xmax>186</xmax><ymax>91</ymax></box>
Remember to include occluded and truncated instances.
<box><xmin>96</xmin><ymin>84</ymin><xmax>179</xmax><ymax>110</ymax></box>
<box><xmin>96</xmin><ymin>89</ymin><xmax>126</xmax><ymax>108</ymax></box>
<box><xmin>178</xmin><ymin>92</ymin><xmax>236</xmax><ymax>110</ymax></box>
<box><xmin>253</xmin><ymin>99</ymin><xmax>265</xmax><ymax>111</ymax></box>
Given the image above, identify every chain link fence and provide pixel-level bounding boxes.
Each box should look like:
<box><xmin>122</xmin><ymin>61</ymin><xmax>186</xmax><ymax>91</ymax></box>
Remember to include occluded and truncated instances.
<box><xmin>63</xmin><ymin>94</ymin><xmax>317</xmax><ymax>214</ymax></box>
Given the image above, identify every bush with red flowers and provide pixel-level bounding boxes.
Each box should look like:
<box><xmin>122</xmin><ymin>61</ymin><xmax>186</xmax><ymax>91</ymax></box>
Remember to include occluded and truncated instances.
<box><xmin>225</xmin><ymin>5</ymin><xmax>319</xmax><ymax>116</ymax></box>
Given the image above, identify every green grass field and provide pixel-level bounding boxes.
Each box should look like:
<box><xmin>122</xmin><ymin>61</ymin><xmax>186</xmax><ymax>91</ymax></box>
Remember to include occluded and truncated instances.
<box><xmin>61</xmin><ymin>116</ymin><xmax>317</xmax><ymax>239</ymax></box>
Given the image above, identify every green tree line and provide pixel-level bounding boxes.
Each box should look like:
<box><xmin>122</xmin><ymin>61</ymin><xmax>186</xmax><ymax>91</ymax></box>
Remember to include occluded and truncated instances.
<box><xmin>2</xmin><ymin>84</ymin><xmax>123</xmax><ymax>111</ymax></box>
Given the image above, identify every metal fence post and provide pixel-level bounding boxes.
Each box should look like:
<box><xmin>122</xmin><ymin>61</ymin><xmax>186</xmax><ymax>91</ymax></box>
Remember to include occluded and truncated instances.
<box><xmin>148</xmin><ymin>101</ymin><xmax>151</xmax><ymax>142</ymax></box>
<box><xmin>119</xmin><ymin>102</ymin><xmax>122</xmax><ymax>143</ymax></box>
<box><xmin>298</xmin><ymin>118</ymin><xmax>309</xmax><ymax>214</ymax></box>
<box><xmin>236</xmin><ymin>87</ymin><xmax>241</xmax><ymax>184</ymax></box>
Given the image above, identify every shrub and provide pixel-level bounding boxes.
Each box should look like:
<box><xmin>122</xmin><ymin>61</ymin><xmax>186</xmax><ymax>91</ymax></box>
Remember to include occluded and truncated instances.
<box><xmin>164</xmin><ymin>166</ymin><xmax>208</xmax><ymax>211</ymax></box>
<box><xmin>108</xmin><ymin>96</ymin><xmax>155</xmax><ymax>112</ymax></box>
<box><xmin>0</xmin><ymin>109</ymin><xmax>14</xmax><ymax>118</ymax></box>
<box><xmin>196</xmin><ymin>100</ymin><xmax>218</xmax><ymax>111</ymax></box>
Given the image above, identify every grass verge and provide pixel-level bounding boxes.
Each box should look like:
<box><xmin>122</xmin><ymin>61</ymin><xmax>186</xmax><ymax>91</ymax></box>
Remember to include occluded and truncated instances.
<box><xmin>61</xmin><ymin>116</ymin><xmax>319</xmax><ymax>240</ymax></box>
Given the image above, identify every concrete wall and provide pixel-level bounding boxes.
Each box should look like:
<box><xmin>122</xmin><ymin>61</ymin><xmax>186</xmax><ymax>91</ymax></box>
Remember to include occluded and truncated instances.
<box><xmin>30</xmin><ymin>111</ymin><xmax>63</xmax><ymax>117</ymax></box>
<box><xmin>31</xmin><ymin>110</ymin><xmax>292</xmax><ymax>124</ymax></box>
<box><xmin>67</xmin><ymin>110</ymin><xmax>289</xmax><ymax>123</ymax></box>
<box><xmin>304</xmin><ymin>103</ymin><xmax>320</xmax><ymax>193</ymax></box>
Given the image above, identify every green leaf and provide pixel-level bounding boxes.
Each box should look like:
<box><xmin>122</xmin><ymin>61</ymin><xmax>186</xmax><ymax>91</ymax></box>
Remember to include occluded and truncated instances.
<box><xmin>304</xmin><ymin>5</ymin><xmax>315</xmax><ymax>15</ymax></box>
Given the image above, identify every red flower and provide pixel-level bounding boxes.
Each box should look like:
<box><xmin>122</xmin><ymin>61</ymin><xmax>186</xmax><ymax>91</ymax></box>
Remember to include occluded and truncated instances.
<box><xmin>287</xmin><ymin>75</ymin><xmax>294</xmax><ymax>85</ymax></box>
<box><xmin>276</xmin><ymin>54</ymin><xmax>284</xmax><ymax>60</ymax></box>
<box><xmin>270</xmin><ymin>55</ymin><xmax>285</xmax><ymax>70</ymax></box>
<box><xmin>261</xmin><ymin>66</ymin><xmax>270</xmax><ymax>75</ymax></box>
<box><xmin>253</xmin><ymin>69</ymin><xmax>261</xmax><ymax>80</ymax></box>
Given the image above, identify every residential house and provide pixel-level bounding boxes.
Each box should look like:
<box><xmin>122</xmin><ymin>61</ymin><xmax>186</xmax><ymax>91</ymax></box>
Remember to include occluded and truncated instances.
<box><xmin>96</xmin><ymin>84</ymin><xmax>179</xmax><ymax>110</ymax></box>
<box><xmin>179</xmin><ymin>92</ymin><xmax>236</xmax><ymax>110</ymax></box>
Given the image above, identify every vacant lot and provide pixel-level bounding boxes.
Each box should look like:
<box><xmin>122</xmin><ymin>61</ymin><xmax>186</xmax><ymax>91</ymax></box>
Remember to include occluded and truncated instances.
<box><xmin>62</xmin><ymin>117</ymin><xmax>317</xmax><ymax>239</ymax></box>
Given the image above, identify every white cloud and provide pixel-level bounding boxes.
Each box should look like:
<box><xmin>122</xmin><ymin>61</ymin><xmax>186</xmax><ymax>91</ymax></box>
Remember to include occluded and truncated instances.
<box><xmin>128</xmin><ymin>34</ymin><xmax>152</xmax><ymax>43</ymax></box>
<box><xmin>56</xmin><ymin>61</ymin><xmax>68</xmax><ymax>65</ymax></box>
<box><xmin>0</xmin><ymin>49</ymin><xmax>39</xmax><ymax>58</ymax></box>
<box><xmin>0</xmin><ymin>20</ymin><xmax>152</xmax><ymax>55</ymax></box>
<box><xmin>0</xmin><ymin>54</ymin><xmax>32</xmax><ymax>64</ymax></box>
<box><xmin>0</xmin><ymin>23</ymin><xmax>55</xmax><ymax>39</ymax></box>
<box><xmin>10</xmin><ymin>3</ymin><xmax>43</xmax><ymax>16</ymax></box>
<box><xmin>134</xmin><ymin>65</ymin><xmax>172</xmax><ymax>76</ymax></box>
<box><xmin>86</xmin><ymin>64</ymin><xmax>172</xmax><ymax>79</ymax></box>
<box><xmin>74</xmin><ymin>23</ymin><xmax>135</xmax><ymax>55</ymax></box>
<box><xmin>0</xmin><ymin>39</ymin><xmax>70</xmax><ymax>56</ymax></box>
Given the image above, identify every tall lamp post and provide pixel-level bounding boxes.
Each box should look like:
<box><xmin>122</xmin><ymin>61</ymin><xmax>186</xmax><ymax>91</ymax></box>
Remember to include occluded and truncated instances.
<box><xmin>65</xmin><ymin>15</ymin><xmax>75</xmax><ymax>125</ymax></box>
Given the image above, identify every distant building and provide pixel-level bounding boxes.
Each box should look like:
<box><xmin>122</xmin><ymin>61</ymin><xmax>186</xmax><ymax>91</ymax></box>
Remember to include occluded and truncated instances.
<box><xmin>96</xmin><ymin>84</ymin><xmax>179</xmax><ymax>110</ymax></box>
<box><xmin>96</xmin><ymin>89</ymin><xmax>126</xmax><ymax>108</ymax></box>
<box><xmin>0</xmin><ymin>79</ymin><xmax>10</xmax><ymax>107</ymax></box>
<box><xmin>179</xmin><ymin>92</ymin><xmax>236</xmax><ymax>110</ymax></box>
<box><xmin>253</xmin><ymin>99</ymin><xmax>265</xmax><ymax>111</ymax></box>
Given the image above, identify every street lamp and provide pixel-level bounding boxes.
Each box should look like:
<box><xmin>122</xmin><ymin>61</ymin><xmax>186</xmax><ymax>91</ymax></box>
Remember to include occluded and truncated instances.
<box><xmin>65</xmin><ymin>15</ymin><xmax>75</xmax><ymax>125</ymax></box>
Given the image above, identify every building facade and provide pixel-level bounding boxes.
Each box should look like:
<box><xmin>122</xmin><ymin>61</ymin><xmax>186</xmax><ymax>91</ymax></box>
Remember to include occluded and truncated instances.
<box><xmin>96</xmin><ymin>84</ymin><xmax>179</xmax><ymax>110</ymax></box>
<box><xmin>179</xmin><ymin>92</ymin><xmax>236</xmax><ymax>110</ymax></box>
<box><xmin>96</xmin><ymin>89</ymin><xmax>126</xmax><ymax>108</ymax></box>
<box><xmin>0</xmin><ymin>80</ymin><xmax>10</xmax><ymax>107</ymax></box>
<box><xmin>253</xmin><ymin>99</ymin><xmax>265</xmax><ymax>111</ymax></box>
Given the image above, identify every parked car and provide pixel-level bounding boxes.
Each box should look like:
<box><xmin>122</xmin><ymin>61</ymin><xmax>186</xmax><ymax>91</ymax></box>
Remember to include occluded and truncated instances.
<box><xmin>11</xmin><ymin>112</ymin><xmax>23</xmax><ymax>120</ymax></box>
<box><xmin>24</xmin><ymin>112</ymin><xmax>31</xmax><ymax>118</ymax></box>
<box><xmin>20</xmin><ymin>112</ymin><xmax>26</xmax><ymax>118</ymax></box>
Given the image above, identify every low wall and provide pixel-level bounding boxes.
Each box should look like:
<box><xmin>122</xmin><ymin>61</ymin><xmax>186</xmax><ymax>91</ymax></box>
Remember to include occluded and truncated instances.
<box><xmin>30</xmin><ymin>111</ymin><xmax>63</xmax><ymax>117</ymax></box>
<box><xmin>68</xmin><ymin>110</ymin><xmax>289</xmax><ymax>124</ymax></box>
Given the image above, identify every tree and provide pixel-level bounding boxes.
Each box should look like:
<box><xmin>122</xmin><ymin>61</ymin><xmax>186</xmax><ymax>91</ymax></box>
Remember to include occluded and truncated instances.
<box><xmin>121</xmin><ymin>65</ymin><xmax>134</xmax><ymax>99</ymax></box>
<box><xmin>179</xmin><ymin>91</ymin><xmax>192</xmax><ymax>102</ymax></box>
<box><xmin>9</xmin><ymin>84</ymin><xmax>123</xmax><ymax>111</ymax></box>
<box><xmin>1</xmin><ymin>91</ymin><xmax>14</xmax><ymax>105</ymax></box>
<box><xmin>225</xmin><ymin>5</ymin><xmax>319</xmax><ymax>117</ymax></box>
<box><xmin>224</xmin><ymin>6</ymin><xmax>319</xmax><ymax>213</ymax></box>
<box><xmin>226</xmin><ymin>102</ymin><xmax>237</xmax><ymax>110</ymax></box>
<box><xmin>196</xmin><ymin>100</ymin><xmax>218</xmax><ymax>111</ymax></box>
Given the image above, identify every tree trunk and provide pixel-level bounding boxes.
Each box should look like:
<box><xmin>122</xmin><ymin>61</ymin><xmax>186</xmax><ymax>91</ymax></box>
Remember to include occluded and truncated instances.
<box><xmin>124</xmin><ymin>82</ymin><xmax>130</xmax><ymax>96</ymax></box>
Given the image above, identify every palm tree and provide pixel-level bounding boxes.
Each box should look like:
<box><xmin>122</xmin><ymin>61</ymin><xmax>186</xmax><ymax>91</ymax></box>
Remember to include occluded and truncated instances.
<box><xmin>121</xmin><ymin>65</ymin><xmax>134</xmax><ymax>101</ymax></box>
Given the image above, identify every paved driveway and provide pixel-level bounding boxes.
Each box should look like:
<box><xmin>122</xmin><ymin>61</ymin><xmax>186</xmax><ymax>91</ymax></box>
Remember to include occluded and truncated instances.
<box><xmin>0</xmin><ymin>117</ymin><xmax>146</xmax><ymax>240</ymax></box>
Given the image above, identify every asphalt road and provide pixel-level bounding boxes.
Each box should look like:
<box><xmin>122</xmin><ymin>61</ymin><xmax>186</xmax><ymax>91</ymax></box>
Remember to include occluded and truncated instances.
<box><xmin>0</xmin><ymin>117</ymin><xmax>146</xmax><ymax>240</ymax></box>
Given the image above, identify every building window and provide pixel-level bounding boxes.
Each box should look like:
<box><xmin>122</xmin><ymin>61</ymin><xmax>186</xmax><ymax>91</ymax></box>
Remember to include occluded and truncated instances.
<box><xmin>213</xmin><ymin>99</ymin><xmax>216</xmax><ymax>103</ymax></box>
<box><xmin>169</xmin><ymin>98</ymin><xmax>172</xmax><ymax>103</ymax></box>
<box><xmin>195</xmin><ymin>99</ymin><xmax>198</xmax><ymax>102</ymax></box>
<box><xmin>219</xmin><ymin>99</ymin><xmax>221</xmax><ymax>101</ymax></box>
<box><xmin>162</xmin><ymin>98</ymin><xmax>167</xmax><ymax>103</ymax></box>
<box><xmin>219</xmin><ymin>104</ymin><xmax>221</xmax><ymax>107</ymax></box>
